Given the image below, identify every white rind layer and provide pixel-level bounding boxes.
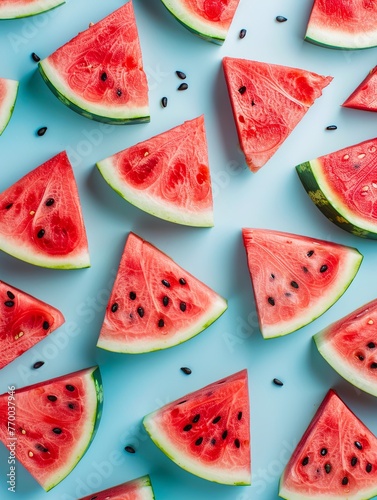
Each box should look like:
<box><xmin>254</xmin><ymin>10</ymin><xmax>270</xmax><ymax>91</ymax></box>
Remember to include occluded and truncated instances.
<box><xmin>279</xmin><ymin>480</ymin><xmax>377</xmax><ymax>500</ymax></box>
<box><xmin>305</xmin><ymin>26</ymin><xmax>377</xmax><ymax>50</ymax></box>
<box><xmin>0</xmin><ymin>79</ymin><xmax>18</xmax><ymax>135</ymax></box>
<box><xmin>0</xmin><ymin>0</ymin><xmax>64</xmax><ymax>19</ymax></box>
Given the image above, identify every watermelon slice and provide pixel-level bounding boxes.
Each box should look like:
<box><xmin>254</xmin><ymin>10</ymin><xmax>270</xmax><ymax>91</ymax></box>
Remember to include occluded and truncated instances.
<box><xmin>0</xmin><ymin>78</ymin><xmax>18</xmax><ymax>135</ymax></box>
<box><xmin>222</xmin><ymin>57</ymin><xmax>332</xmax><ymax>173</ymax></box>
<box><xmin>343</xmin><ymin>66</ymin><xmax>377</xmax><ymax>111</ymax></box>
<box><xmin>0</xmin><ymin>279</ymin><xmax>65</xmax><ymax>369</ymax></box>
<box><xmin>314</xmin><ymin>298</ymin><xmax>377</xmax><ymax>398</ymax></box>
<box><xmin>0</xmin><ymin>366</ymin><xmax>103</xmax><ymax>491</ymax></box>
<box><xmin>78</xmin><ymin>475</ymin><xmax>155</xmax><ymax>500</ymax></box>
<box><xmin>96</xmin><ymin>116</ymin><xmax>214</xmax><ymax>227</ymax></box>
<box><xmin>159</xmin><ymin>0</ymin><xmax>240</xmax><ymax>44</ymax></box>
<box><xmin>97</xmin><ymin>232</ymin><xmax>227</xmax><ymax>353</ymax></box>
<box><xmin>279</xmin><ymin>389</ymin><xmax>377</xmax><ymax>499</ymax></box>
<box><xmin>305</xmin><ymin>0</ymin><xmax>377</xmax><ymax>50</ymax></box>
<box><xmin>242</xmin><ymin>228</ymin><xmax>363</xmax><ymax>339</ymax></box>
<box><xmin>39</xmin><ymin>1</ymin><xmax>149</xmax><ymax>124</ymax></box>
<box><xmin>0</xmin><ymin>0</ymin><xmax>64</xmax><ymax>19</ymax></box>
<box><xmin>0</xmin><ymin>151</ymin><xmax>90</xmax><ymax>269</ymax></box>
<box><xmin>143</xmin><ymin>369</ymin><xmax>251</xmax><ymax>485</ymax></box>
<box><xmin>296</xmin><ymin>137</ymin><xmax>377</xmax><ymax>239</ymax></box>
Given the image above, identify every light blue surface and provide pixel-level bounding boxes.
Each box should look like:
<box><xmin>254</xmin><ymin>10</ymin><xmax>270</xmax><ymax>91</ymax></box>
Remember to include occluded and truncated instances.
<box><xmin>1</xmin><ymin>0</ymin><xmax>377</xmax><ymax>499</ymax></box>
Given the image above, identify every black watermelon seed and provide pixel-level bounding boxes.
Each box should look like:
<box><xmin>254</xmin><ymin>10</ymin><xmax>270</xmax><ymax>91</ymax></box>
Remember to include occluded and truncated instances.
<box><xmin>367</xmin><ymin>463</ymin><xmax>373</xmax><ymax>473</ymax></box>
<box><xmin>47</xmin><ymin>395</ymin><xmax>57</xmax><ymax>402</ymax></box>
<box><xmin>162</xmin><ymin>279</ymin><xmax>170</xmax><ymax>288</ymax></box>
<box><xmin>192</xmin><ymin>414</ymin><xmax>200</xmax><ymax>423</ymax></box>
<box><xmin>177</xmin><ymin>400</ymin><xmax>187</xmax><ymax>405</ymax></box>
<box><xmin>180</xmin><ymin>302</ymin><xmax>187</xmax><ymax>312</ymax></box>
<box><xmin>163</xmin><ymin>296</ymin><xmax>169</xmax><ymax>307</ymax></box>
<box><xmin>33</xmin><ymin>361</ymin><xmax>44</xmax><ymax>369</ymax></box>
<box><xmin>45</xmin><ymin>198</ymin><xmax>54</xmax><ymax>206</ymax></box>
<box><xmin>5</xmin><ymin>203</ymin><xmax>13</xmax><ymax>210</ymax></box>
<box><xmin>234</xmin><ymin>438</ymin><xmax>241</xmax><ymax>448</ymax></box>
<box><xmin>158</xmin><ymin>319</ymin><xmax>164</xmax><ymax>328</ymax></box>
<box><xmin>251</xmin><ymin>100</ymin><xmax>256</xmax><ymax>106</ymax></box>
<box><xmin>273</xmin><ymin>378</ymin><xmax>284</xmax><ymax>386</ymax></box>
<box><xmin>342</xmin><ymin>477</ymin><xmax>349</xmax><ymax>486</ymax></box>
<box><xmin>285</xmin><ymin>292</ymin><xmax>292</xmax><ymax>297</ymax></box>
<box><xmin>276</xmin><ymin>15</ymin><xmax>287</xmax><ymax>22</ymax></box>
<box><xmin>161</xmin><ymin>96</ymin><xmax>168</xmax><ymax>108</ymax></box>
<box><xmin>195</xmin><ymin>437</ymin><xmax>203</xmax><ymax>446</ymax></box>
<box><xmin>179</xmin><ymin>278</ymin><xmax>186</xmax><ymax>285</ymax></box>
<box><xmin>129</xmin><ymin>291</ymin><xmax>136</xmax><ymax>300</ymax></box>
<box><xmin>183</xmin><ymin>424</ymin><xmax>192</xmax><ymax>431</ymax></box>
<box><xmin>291</xmin><ymin>281</ymin><xmax>299</xmax><ymax>289</ymax></box>
<box><xmin>31</xmin><ymin>52</ymin><xmax>40</xmax><ymax>62</ymax></box>
<box><xmin>271</xmin><ymin>273</ymin><xmax>275</xmax><ymax>279</ymax></box>
<box><xmin>178</xmin><ymin>83</ymin><xmax>188</xmax><ymax>91</ymax></box>
<box><xmin>6</xmin><ymin>291</ymin><xmax>15</xmax><ymax>300</ymax></box>
<box><xmin>101</xmin><ymin>72</ymin><xmax>107</xmax><ymax>81</ymax></box>
<box><xmin>302</xmin><ymin>456</ymin><xmax>309</xmax><ymax>466</ymax></box>
<box><xmin>37</xmin><ymin>127</ymin><xmax>47</xmax><ymax>137</ymax></box>
<box><xmin>371</xmin><ymin>362</ymin><xmax>377</xmax><ymax>369</ymax></box>
<box><xmin>211</xmin><ymin>438</ymin><xmax>216</xmax><ymax>445</ymax></box>
<box><xmin>268</xmin><ymin>297</ymin><xmax>275</xmax><ymax>306</ymax></box>
<box><xmin>320</xmin><ymin>448</ymin><xmax>327</xmax><ymax>456</ymax></box>
<box><xmin>66</xmin><ymin>385</ymin><xmax>75</xmax><ymax>392</ymax></box>
<box><xmin>4</xmin><ymin>301</ymin><xmax>14</xmax><ymax>307</ymax></box>
<box><xmin>302</xmin><ymin>266</ymin><xmax>308</xmax><ymax>273</ymax></box>
<box><xmin>355</xmin><ymin>441</ymin><xmax>363</xmax><ymax>450</ymax></box>
<box><xmin>238</xmin><ymin>411</ymin><xmax>243</xmax><ymax>420</ymax></box>
<box><xmin>68</xmin><ymin>403</ymin><xmax>75</xmax><ymax>409</ymax></box>
<box><xmin>116</xmin><ymin>88</ymin><xmax>122</xmax><ymax>97</ymax></box>
<box><xmin>320</xmin><ymin>265</ymin><xmax>328</xmax><ymax>273</ymax></box>
<box><xmin>239</xmin><ymin>28</ymin><xmax>247</xmax><ymax>39</ymax></box>
<box><xmin>176</xmin><ymin>70</ymin><xmax>186</xmax><ymax>79</ymax></box>
<box><xmin>37</xmin><ymin>229</ymin><xmax>45</xmax><ymax>238</ymax></box>
<box><xmin>124</xmin><ymin>445</ymin><xmax>136</xmax><ymax>454</ymax></box>
<box><xmin>368</xmin><ymin>342</ymin><xmax>376</xmax><ymax>349</ymax></box>
<box><xmin>90</xmin><ymin>497</ymin><xmax>98</xmax><ymax>500</ymax></box>
<box><xmin>111</xmin><ymin>303</ymin><xmax>119</xmax><ymax>313</ymax></box>
<box><xmin>325</xmin><ymin>463</ymin><xmax>331</xmax><ymax>474</ymax></box>
<box><xmin>239</xmin><ymin>86</ymin><xmax>247</xmax><ymax>94</ymax></box>
<box><xmin>52</xmin><ymin>427</ymin><xmax>62</xmax><ymax>434</ymax></box>
<box><xmin>326</xmin><ymin>125</ymin><xmax>337</xmax><ymax>131</ymax></box>
<box><xmin>36</xmin><ymin>444</ymin><xmax>48</xmax><ymax>452</ymax></box>
<box><xmin>357</xmin><ymin>353</ymin><xmax>365</xmax><ymax>361</ymax></box>
<box><xmin>307</xmin><ymin>250</ymin><xmax>314</xmax><ymax>257</ymax></box>
<box><xmin>137</xmin><ymin>307</ymin><xmax>144</xmax><ymax>318</ymax></box>
<box><xmin>181</xmin><ymin>367</ymin><xmax>192</xmax><ymax>375</ymax></box>
<box><xmin>212</xmin><ymin>416</ymin><xmax>221</xmax><ymax>424</ymax></box>
<box><xmin>42</xmin><ymin>321</ymin><xmax>49</xmax><ymax>330</ymax></box>
<box><xmin>351</xmin><ymin>457</ymin><xmax>357</xmax><ymax>466</ymax></box>
<box><xmin>222</xmin><ymin>430</ymin><xmax>228</xmax><ymax>440</ymax></box>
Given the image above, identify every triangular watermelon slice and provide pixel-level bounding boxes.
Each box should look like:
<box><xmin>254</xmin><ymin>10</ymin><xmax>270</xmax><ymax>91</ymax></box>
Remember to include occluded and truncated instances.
<box><xmin>242</xmin><ymin>228</ymin><xmax>363</xmax><ymax>338</ymax></box>
<box><xmin>78</xmin><ymin>475</ymin><xmax>155</xmax><ymax>500</ymax></box>
<box><xmin>0</xmin><ymin>366</ymin><xmax>103</xmax><ymax>491</ymax></box>
<box><xmin>343</xmin><ymin>66</ymin><xmax>377</xmax><ymax>111</ymax></box>
<box><xmin>314</xmin><ymin>298</ymin><xmax>377</xmax><ymax>398</ymax></box>
<box><xmin>279</xmin><ymin>389</ymin><xmax>377</xmax><ymax>499</ymax></box>
<box><xmin>0</xmin><ymin>151</ymin><xmax>90</xmax><ymax>269</ymax></box>
<box><xmin>0</xmin><ymin>77</ymin><xmax>18</xmax><ymax>135</ymax></box>
<box><xmin>96</xmin><ymin>116</ymin><xmax>214</xmax><ymax>227</ymax></box>
<box><xmin>305</xmin><ymin>0</ymin><xmax>377</xmax><ymax>50</ymax></box>
<box><xmin>39</xmin><ymin>1</ymin><xmax>149</xmax><ymax>124</ymax></box>
<box><xmin>0</xmin><ymin>279</ymin><xmax>65</xmax><ymax>369</ymax></box>
<box><xmin>222</xmin><ymin>57</ymin><xmax>332</xmax><ymax>173</ymax></box>
<box><xmin>0</xmin><ymin>0</ymin><xmax>64</xmax><ymax>19</ymax></box>
<box><xmin>159</xmin><ymin>0</ymin><xmax>241</xmax><ymax>44</ymax></box>
<box><xmin>97</xmin><ymin>232</ymin><xmax>227</xmax><ymax>353</ymax></box>
<box><xmin>143</xmin><ymin>369</ymin><xmax>251</xmax><ymax>485</ymax></box>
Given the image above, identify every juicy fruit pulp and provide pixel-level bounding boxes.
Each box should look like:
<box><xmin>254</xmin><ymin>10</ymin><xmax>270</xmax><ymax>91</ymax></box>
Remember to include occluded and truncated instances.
<box><xmin>305</xmin><ymin>0</ymin><xmax>377</xmax><ymax>49</ymax></box>
<box><xmin>242</xmin><ymin>228</ymin><xmax>363</xmax><ymax>338</ymax></box>
<box><xmin>0</xmin><ymin>151</ymin><xmax>90</xmax><ymax>269</ymax></box>
<box><xmin>343</xmin><ymin>66</ymin><xmax>377</xmax><ymax>111</ymax></box>
<box><xmin>0</xmin><ymin>280</ymin><xmax>65</xmax><ymax>369</ymax></box>
<box><xmin>143</xmin><ymin>369</ymin><xmax>251</xmax><ymax>485</ymax></box>
<box><xmin>96</xmin><ymin>115</ymin><xmax>214</xmax><ymax>227</ymax></box>
<box><xmin>296</xmin><ymin>137</ymin><xmax>377</xmax><ymax>239</ymax></box>
<box><xmin>78</xmin><ymin>475</ymin><xmax>155</xmax><ymax>500</ymax></box>
<box><xmin>279</xmin><ymin>390</ymin><xmax>377</xmax><ymax>500</ymax></box>
<box><xmin>39</xmin><ymin>1</ymin><xmax>149</xmax><ymax>124</ymax></box>
<box><xmin>0</xmin><ymin>78</ymin><xmax>18</xmax><ymax>135</ymax></box>
<box><xmin>314</xmin><ymin>298</ymin><xmax>377</xmax><ymax>397</ymax></box>
<box><xmin>222</xmin><ymin>57</ymin><xmax>332</xmax><ymax>173</ymax></box>
<box><xmin>97</xmin><ymin>232</ymin><xmax>227</xmax><ymax>353</ymax></box>
<box><xmin>0</xmin><ymin>366</ymin><xmax>103</xmax><ymax>491</ymax></box>
<box><xmin>160</xmin><ymin>0</ymin><xmax>240</xmax><ymax>44</ymax></box>
<box><xmin>0</xmin><ymin>0</ymin><xmax>64</xmax><ymax>19</ymax></box>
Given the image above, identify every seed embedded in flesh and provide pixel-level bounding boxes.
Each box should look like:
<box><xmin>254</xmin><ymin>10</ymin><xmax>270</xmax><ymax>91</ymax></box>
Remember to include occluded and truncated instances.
<box><xmin>52</xmin><ymin>428</ymin><xmax>62</xmax><ymax>434</ymax></box>
<box><xmin>45</xmin><ymin>198</ymin><xmax>54</xmax><ymax>206</ymax></box>
<box><xmin>355</xmin><ymin>441</ymin><xmax>363</xmax><ymax>450</ymax></box>
<box><xmin>235</xmin><ymin>438</ymin><xmax>241</xmax><ymax>448</ymax></box>
<box><xmin>291</xmin><ymin>281</ymin><xmax>299</xmax><ymax>289</ymax></box>
<box><xmin>212</xmin><ymin>416</ymin><xmax>221</xmax><ymax>424</ymax></box>
<box><xmin>320</xmin><ymin>448</ymin><xmax>327</xmax><ymax>456</ymax></box>
<box><xmin>129</xmin><ymin>291</ymin><xmax>136</xmax><ymax>300</ymax></box>
<box><xmin>239</xmin><ymin>28</ymin><xmax>247</xmax><ymax>39</ymax></box>
<box><xmin>302</xmin><ymin>266</ymin><xmax>308</xmax><ymax>273</ymax></box>
<box><xmin>325</xmin><ymin>463</ymin><xmax>331</xmax><ymax>474</ymax></box>
<box><xmin>368</xmin><ymin>342</ymin><xmax>376</xmax><ymax>349</ymax></box>
<box><xmin>5</xmin><ymin>203</ymin><xmax>13</xmax><ymax>210</ymax></box>
<box><xmin>181</xmin><ymin>367</ymin><xmax>192</xmax><ymax>375</ymax></box>
<box><xmin>268</xmin><ymin>297</ymin><xmax>275</xmax><ymax>306</ymax></box>
<box><xmin>320</xmin><ymin>265</ymin><xmax>328</xmax><ymax>273</ymax></box>
<box><xmin>68</xmin><ymin>403</ymin><xmax>75</xmax><ymax>409</ymax></box>
<box><xmin>179</xmin><ymin>278</ymin><xmax>186</xmax><ymax>285</ymax></box>
<box><xmin>111</xmin><ymin>303</ymin><xmax>119</xmax><ymax>313</ymax></box>
<box><xmin>195</xmin><ymin>437</ymin><xmax>203</xmax><ymax>446</ymax></box>
<box><xmin>180</xmin><ymin>301</ymin><xmax>187</xmax><ymax>312</ymax></box>
<box><xmin>116</xmin><ymin>88</ymin><xmax>122</xmax><ymax>97</ymax></box>
<box><xmin>302</xmin><ymin>456</ymin><xmax>309</xmax><ymax>466</ymax></box>
<box><xmin>28</xmin><ymin>451</ymin><xmax>34</xmax><ymax>457</ymax></box>
<box><xmin>36</xmin><ymin>444</ymin><xmax>49</xmax><ymax>452</ymax></box>
<box><xmin>183</xmin><ymin>424</ymin><xmax>192</xmax><ymax>431</ymax></box>
<box><xmin>176</xmin><ymin>70</ymin><xmax>186</xmax><ymax>80</ymax></box>
<box><xmin>163</xmin><ymin>296</ymin><xmax>169</xmax><ymax>307</ymax></box>
<box><xmin>351</xmin><ymin>457</ymin><xmax>357</xmax><ymax>466</ymax></box>
<box><xmin>101</xmin><ymin>72</ymin><xmax>107</xmax><ymax>81</ymax></box>
<box><xmin>192</xmin><ymin>414</ymin><xmax>200</xmax><ymax>423</ymax></box>
<box><xmin>37</xmin><ymin>229</ymin><xmax>45</xmax><ymax>238</ymax></box>
<box><xmin>238</xmin><ymin>411</ymin><xmax>243</xmax><ymax>420</ymax></box>
<box><xmin>357</xmin><ymin>353</ymin><xmax>365</xmax><ymax>361</ymax></box>
<box><xmin>222</xmin><ymin>430</ymin><xmax>228</xmax><ymax>440</ymax></box>
<box><xmin>66</xmin><ymin>384</ymin><xmax>75</xmax><ymax>392</ymax></box>
<box><xmin>158</xmin><ymin>319</ymin><xmax>164</xmax><ymax>328</ymax></box>
<box><xmin>137</xmin><ymin>307</ymin><xmax>144</xmax><ymax>318</ymax></box>
<box><xmin>6</xmin><ymin>291</ymin><xmax>15</xmax><ymax>300</ymax></box>
<box><xmin>161</xmin><ymin>279</ymin><xmax>170</xmax><ymax>288</ymax></box>
<box><xmin>124</xmin><ymin>445</ymin><xmax>136</xmax><ymax>454</ymax></box>
<box><xmin>307</xmin><ymin>250</ymin><xmax>314</xmax><ymax>257</ymax></box>
<box><xmin>33</xmin><ymin>361</ymin><xmax>44</xmax><ymax>369</ymax></box>
<box><xmin>342</xmin><ymin>477</ymin><xmax>349</xmax><ymax>486</ymax></box>
<box><xmin>371</xmin><ymin>362</ymin><xmax>377</xmax><ymax>369</ymax></box>
<box><xmin>47</xmin><ymin>395</ymin><xmax>57</xmax><ymax>402</ymax></box>
<box><xmin>366</xmin><ymin>463</ymin><xmax>373</xmax><ymax>473</ymax></box>
<box><xmin>239</xmin><ymin>86</ymin><xmax>247</xmax><ymax>94</ymax></box>
<box><xmin>42</xmin><ymin>321</ymin><xmax>49</xmax><ymax>330</ymax></box>
<box><xmin>4</xmin><ymin>300</ymin><xmax>14</xmax><ymax>307</ymax></box>
<box><xmin>211</xmin><ymin>438</ymin><xmax>216</xmax><ymax>445</ymax></box>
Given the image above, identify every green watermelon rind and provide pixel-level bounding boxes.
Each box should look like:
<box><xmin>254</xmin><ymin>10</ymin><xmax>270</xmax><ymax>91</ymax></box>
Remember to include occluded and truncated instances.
<box><xmin>296</xmin><ymin>160</ymin><xmax>377</xmax><ymax>239</ymax></box>
<box><xmin>279</xmin><ymin>476</ymin><xmax>377</xmax><ymax>499</ymax></box>
<box><xmin>0</xmin><ymin>0</ymin><xmax>64</xmax><ymax>19</ymax></box>
<box><xmin>0</xmin><ymin>79</ymin><xmax>18</xmax><ymax>135</ymax></box>
<box><xmin>305</xmin><ymin>27</ymin><xmax>377</xmax><ymax>51</ymax></box>
<box><xmin>38</xmin><ymin>61</ymin><xmax>150</xmax><ymax>125</ymax></box>
<box><xmin>79</xmin><ymin>475</ymin><xmax>155</xmax><ymax>500</ymax></box>
<box><xmin>96</xmin><ymin>157</ymin><xmax>214</xmax><ymax>227</ymax></box>
<box><xmin>160</xmin><ymin>0</ymin><xmax>227</xmax><ymax>44</ymax></box>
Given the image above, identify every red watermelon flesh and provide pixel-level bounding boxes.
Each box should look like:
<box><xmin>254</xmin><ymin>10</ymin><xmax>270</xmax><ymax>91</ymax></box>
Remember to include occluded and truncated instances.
<box><xmin>143</xmin><ymin>369</ymin><xmax>251</xmax><ymax>485</ymax></box>
<box><xmin>343</xmin><ymin>66</ymin><xmax>377</xmax><ymax>111</ymax></box>
<box><xmin>97</xmin><ymin>232</ymin><xmax>227</xmax><ymax>353</ymax></box>
<box><xmin>0</xmin><ymin>366</ymin><xmax>103</xmax><ymax>491</ymax></box>
<box><xmin>96</xmin><ymin>115</ymin><xmax>214</xmax><ymax>227</ymax></box>
<box><xmin>222</xmin><ymin>57</ymin><xmax>332</xmax><ymax>173</ymax></box>
<box><xmin>279</xmin><ymin>389</ymin><xmax>377</xmax><ymax>500</ymax></box>
<box><xmin>0</xmin><ymin>280</ymin><xmax>65</xmax><ymax>369</ymax></box>
<box><xmin>0</xmin><ymin>78</ymin><xmax>18</xmax><ymax>135</ymax></box>
<box><xmin>78</xmin><ymin>475</ymin><xmax>155</xmax><ymax>500</ymax></box>
<box><xmin>242</xmin><ymin>228</ymin><xmax>362</xmax><ymax>338</ymax></box>
<box><xmin>0</xmin><ymin>151</ymin><xmax>90</xmax><ymax>269</ymax></box>
<box><xmin>0</xmin><ymin>0</ymin><xmax>64</xmax><ymax>19</ymax></box>
<box><xmin>314</xmin><ymin>298</ymin><xmax>377</xmax><ymax>398</ymax></box>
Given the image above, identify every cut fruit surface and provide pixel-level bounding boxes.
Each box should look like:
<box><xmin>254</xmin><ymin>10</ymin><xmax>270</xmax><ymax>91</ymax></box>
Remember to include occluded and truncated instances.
<box><xmin>0</xmin><ymin>78</ymin><xmax>18</xmax><ymax>135</ymax></box>
<box><xmin>343</xmin><ymin>66</ymin><xmax>377</xmax><ymax>111</ymax></box>
<box><xmin>78</xmin><ymin>475</ymin><xmax>155</xmax><ymax>500</ymax></box>
<box><xmin>0</xmin><ymin>0</ymin><xmax>64</xmax><ymax>19</ymax></box>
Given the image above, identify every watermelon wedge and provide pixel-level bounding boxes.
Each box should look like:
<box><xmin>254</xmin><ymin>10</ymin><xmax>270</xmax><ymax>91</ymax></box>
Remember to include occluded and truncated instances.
<box><xmin>0</xmin><ymin>279</ymin><xmax>65</xmax><ymax>369</ymax></box>
<box><xmin>305</xmin><ymin>0</ymin><xmax>377</xmax><ymax>50</ymax></box>
<box><xmin>222</xmin><ymin>57</ymin><xmax>332</xmax><ymax>173</ymax></box>
<box><xmin>296</xmin><ymin>137</ymin><xmax>377</xmax><ymax>239</ymax></box>
<box><xmin>143</xmin><ymin>369</ymin><xmax>251</xmax><ymax>485</ymax></box>
<box><xmin>343</xmin><ymin>66</ymin><xmax>377</xmax><ymax>111</ymax></box>
<box><xmin>0</xmin><ymin>78</ymin><xmax>18</xmax><ymax>135</ymax></box>
<box><xmin>242</xmin><ymin>228</ymin><xmax>363</xmax><ymax>339</ymax></box>
<box><xmin>0</xmin><ymin>151</ymin><xmax>90</xmax><ymax>269</ymax></box>
<box><xmin>39</xmin><ymin>1</ymin><xmax>149</xmax><ymax>124</ymax></box>
<box><xmin>78</xmin><ymin>475</ymin><xmax>155</xmax><ymax>500</ymax></box>
<box><xmin>96</xmin><ymin>116</ymin><xmax>214</xmax><ymax>227</ymax></box>
<box><xmin>314</xmin><ymin>298</ymin><xmax>377</xmax><ymax>398</ymax></box>
<box><xmin>0</xmin><ymin>0</ymin><xmax>64</xmax><ymax>19</ymax></box>
<box><xmin>159</xmin><ymin>0</ymin><xmax>240</xmax><ymax>44</ymax></box>
<box><xmin>279</xmin><ymin>389</ymin><xmax>377</xmax><ymax>500</ymax></box>
<box><xmin>0</xmin><ymin>366</ymin><xmax>103</xmax><ymax>491</ymax></box>
<box><xmin>97</xmin><ymin>232</ymin><xmax>227</xmax><ymax>353</ymax></box>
